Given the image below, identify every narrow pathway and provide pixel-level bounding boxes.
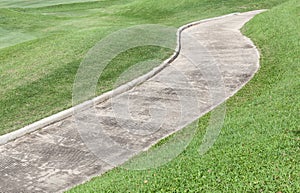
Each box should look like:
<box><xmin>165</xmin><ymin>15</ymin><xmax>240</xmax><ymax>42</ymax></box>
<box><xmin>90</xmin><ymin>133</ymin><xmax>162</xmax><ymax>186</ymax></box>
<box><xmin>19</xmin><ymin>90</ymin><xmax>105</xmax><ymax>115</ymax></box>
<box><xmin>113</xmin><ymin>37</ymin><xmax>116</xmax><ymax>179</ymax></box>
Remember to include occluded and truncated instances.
<box><xmin>0</xmin><ymin>10</ymin><xmax>264</xmax><ymax>192</ymax></box>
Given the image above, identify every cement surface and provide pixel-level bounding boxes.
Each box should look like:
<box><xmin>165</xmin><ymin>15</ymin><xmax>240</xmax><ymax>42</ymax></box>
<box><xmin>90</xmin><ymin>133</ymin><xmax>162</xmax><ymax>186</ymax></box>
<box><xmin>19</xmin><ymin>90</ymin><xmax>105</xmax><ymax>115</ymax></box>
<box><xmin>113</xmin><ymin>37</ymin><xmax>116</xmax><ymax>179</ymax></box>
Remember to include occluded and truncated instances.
<box><xmin>0</xmin><ymin>10</ymin><xmax>264</xmax><ymax>192</ymax></box>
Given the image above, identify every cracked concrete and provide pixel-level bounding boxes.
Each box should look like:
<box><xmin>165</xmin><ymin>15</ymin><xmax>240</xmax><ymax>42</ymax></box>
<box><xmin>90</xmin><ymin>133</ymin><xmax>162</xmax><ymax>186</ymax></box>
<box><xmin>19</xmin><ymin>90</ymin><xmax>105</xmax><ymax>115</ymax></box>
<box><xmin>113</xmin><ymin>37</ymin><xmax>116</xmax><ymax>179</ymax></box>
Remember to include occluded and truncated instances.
<box><xmin>0</xmin><ymin>10</ymin><xmax>264</xmax><ymax>192</ymax></box>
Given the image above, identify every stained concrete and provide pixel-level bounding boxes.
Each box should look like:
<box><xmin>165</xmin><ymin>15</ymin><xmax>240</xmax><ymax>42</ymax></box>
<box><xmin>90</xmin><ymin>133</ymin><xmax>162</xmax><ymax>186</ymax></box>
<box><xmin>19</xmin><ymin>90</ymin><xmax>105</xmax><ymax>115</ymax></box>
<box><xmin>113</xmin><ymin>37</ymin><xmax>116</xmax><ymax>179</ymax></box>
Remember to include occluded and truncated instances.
<box><xmin>0</xmin><ymin>10</ymin><xmax>264</xmax><ymax>192</ymax></box>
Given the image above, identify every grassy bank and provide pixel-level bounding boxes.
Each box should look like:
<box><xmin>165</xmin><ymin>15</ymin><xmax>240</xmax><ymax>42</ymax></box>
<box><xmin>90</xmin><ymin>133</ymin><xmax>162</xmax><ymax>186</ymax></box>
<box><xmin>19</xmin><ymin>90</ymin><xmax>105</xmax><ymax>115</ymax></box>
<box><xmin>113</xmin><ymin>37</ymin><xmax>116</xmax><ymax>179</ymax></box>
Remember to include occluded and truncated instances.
<box><xmin>68</xmin><ymin>0</ymin><xmax>299</xmax><ymax>192</ymax></box>
<box><xmin>0</xmin><ymin>0</ymin><xmax>287</xmax><ymax>134</ymax></box>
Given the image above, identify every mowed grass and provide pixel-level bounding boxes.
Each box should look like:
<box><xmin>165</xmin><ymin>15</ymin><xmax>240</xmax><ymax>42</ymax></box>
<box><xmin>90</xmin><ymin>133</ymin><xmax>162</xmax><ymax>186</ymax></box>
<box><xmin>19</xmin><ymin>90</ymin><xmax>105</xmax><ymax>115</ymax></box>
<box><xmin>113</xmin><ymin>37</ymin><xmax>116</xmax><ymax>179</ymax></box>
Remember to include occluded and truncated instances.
<box><xmin>0</xmin><ymin>0</ymin><xmax>96</xmax><ymax>8</ymax></box>
<box><xmin>0</xmin><ymin>0</ymin><xmax>288</xmax><ymax>134</ymax></box>
<box><xmin>68</xmin><ymin>0</ymin><xmax>299</xmax><ymax>192</ymax></box>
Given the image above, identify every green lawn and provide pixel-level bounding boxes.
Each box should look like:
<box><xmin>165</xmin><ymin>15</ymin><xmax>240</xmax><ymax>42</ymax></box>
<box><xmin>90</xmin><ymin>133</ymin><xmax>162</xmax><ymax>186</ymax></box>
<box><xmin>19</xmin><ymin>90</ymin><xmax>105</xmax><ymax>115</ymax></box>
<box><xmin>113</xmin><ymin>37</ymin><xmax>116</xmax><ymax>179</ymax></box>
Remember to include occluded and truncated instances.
<box><xmin>0</xmin><ymin>0</ymin><xmax>288</xmax><ymax>134</ymax></box>
<box><xmin>0</xmin><ymin>0</ymin><xmax>96</xmax><ymax>8</ymax></box>
<box><xmin>67</xmin><ymin>0</ymin><xmax>300</xmax><ymax>192</ymax></box>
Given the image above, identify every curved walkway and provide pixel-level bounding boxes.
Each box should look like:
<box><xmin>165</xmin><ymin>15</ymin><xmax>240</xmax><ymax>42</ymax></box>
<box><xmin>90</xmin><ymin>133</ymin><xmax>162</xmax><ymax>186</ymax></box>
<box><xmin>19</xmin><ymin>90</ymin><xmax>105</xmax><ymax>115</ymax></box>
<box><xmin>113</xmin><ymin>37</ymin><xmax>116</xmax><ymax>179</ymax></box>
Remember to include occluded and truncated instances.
<box><xmin>0</xmin><ymin>10</ymin><xmax>264</xmax><ymax>192</ymax></box>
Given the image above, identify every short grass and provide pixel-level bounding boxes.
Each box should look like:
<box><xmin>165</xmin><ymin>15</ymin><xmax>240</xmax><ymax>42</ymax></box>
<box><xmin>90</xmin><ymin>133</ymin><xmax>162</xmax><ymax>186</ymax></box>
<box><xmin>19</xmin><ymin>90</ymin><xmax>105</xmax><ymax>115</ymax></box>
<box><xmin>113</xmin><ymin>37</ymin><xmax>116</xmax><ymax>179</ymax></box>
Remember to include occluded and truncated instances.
<box><xmin>0</xmin><ymin>0</ymin><xmax>288</xmax><ymax>134</ymax></box>
<box><xmin>67</xmin><ymin>0</ymin><xmax>299</xmax><ymax>192</ymax></box>
<box><xmin>0</xmin><ymin>0</ymin><xmax>97</xmax><ymax>8</ymax></box>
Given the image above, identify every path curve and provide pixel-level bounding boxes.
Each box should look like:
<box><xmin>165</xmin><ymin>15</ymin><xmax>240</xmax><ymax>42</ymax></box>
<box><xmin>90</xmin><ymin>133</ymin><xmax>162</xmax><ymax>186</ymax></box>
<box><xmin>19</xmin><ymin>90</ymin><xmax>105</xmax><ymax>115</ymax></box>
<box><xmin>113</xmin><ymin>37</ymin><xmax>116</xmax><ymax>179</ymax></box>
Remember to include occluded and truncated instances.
<box><xmin>0</xmin><ymin>10</ymin><xmax>264</xmax><ymax>192</ymax></box>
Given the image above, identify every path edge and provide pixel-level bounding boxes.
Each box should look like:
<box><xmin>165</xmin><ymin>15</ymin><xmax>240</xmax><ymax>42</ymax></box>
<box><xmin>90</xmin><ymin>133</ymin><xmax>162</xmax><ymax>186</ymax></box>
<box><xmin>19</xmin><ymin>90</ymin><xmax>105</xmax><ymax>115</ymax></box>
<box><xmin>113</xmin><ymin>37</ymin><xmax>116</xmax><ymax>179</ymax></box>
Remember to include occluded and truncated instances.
<box><xmin>0</xmin><ymin>11</ymin><xmax>252</xmax><ymax>145</ymax></box>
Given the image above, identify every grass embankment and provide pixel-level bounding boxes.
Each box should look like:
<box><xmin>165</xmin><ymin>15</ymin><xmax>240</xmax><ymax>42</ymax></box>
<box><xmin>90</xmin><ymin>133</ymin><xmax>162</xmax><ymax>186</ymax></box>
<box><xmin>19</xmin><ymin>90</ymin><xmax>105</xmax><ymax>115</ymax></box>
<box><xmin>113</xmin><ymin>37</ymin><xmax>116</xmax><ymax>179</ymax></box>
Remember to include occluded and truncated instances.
<box><xmin>0</xmin><ymin>0</ymin><xmax>287</xmax><ymax>134</ymax></box>
<box><xmin>68</xmin><ymin>0</ymin><xmax>299</xmax><ymax>192</ymax></box>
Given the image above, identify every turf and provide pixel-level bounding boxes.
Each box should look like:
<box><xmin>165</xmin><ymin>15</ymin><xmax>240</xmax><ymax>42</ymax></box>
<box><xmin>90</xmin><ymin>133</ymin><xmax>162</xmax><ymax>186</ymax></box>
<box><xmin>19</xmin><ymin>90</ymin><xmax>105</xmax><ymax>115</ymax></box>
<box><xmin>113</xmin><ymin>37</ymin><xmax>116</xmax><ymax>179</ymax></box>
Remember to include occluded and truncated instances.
<box><xmin>0</xmin><ymin>0</ymin><xmax>97</xmax><ymax>8</ymax></box>
<box><xmin>0</xmin><ymin>0</ymin><xmax>288</xmax><ymax>134</ymax></box>
<box><xmin>67</xmin><ymin>0</ymin><xmax>299</xmax><ymax>192</ymax></box>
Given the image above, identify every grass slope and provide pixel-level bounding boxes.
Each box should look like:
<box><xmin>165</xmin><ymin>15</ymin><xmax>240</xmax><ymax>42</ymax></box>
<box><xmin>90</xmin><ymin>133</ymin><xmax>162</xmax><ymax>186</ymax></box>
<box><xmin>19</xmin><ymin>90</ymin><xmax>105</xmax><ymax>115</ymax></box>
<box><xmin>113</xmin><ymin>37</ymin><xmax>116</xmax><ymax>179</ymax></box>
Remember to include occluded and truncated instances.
<box><xmin>68</xmin><ymin>0</ymin><xmax>299</xmax><ymax>192</ymax></box>
<box><xmin>0</xmin><ymin>0</ymin><xmax>288</xmax><ymax>134</ymax></box>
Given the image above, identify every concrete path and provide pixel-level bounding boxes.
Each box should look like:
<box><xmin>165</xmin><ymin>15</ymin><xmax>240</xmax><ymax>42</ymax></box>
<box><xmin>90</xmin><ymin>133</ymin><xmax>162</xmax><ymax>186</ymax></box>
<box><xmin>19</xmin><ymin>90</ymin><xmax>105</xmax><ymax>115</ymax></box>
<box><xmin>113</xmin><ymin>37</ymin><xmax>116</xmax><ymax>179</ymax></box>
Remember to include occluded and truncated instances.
<box><xmin>0</xmin><ymin>10</ymin><xmax>264</xmax><ymax>192</ymax></box>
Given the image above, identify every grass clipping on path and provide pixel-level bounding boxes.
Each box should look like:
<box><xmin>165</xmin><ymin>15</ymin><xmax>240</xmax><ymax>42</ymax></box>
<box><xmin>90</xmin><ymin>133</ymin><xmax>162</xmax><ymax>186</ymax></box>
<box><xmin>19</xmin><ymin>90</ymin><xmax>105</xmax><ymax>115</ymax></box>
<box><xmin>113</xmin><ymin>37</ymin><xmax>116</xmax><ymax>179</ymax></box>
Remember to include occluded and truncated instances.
<box><xmin>68</xmin><ymin>0</ymin><xmax>300</xmax><ymax>192</ymax></box>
